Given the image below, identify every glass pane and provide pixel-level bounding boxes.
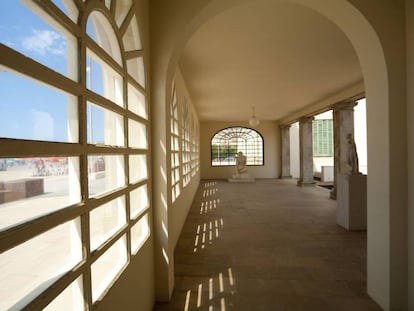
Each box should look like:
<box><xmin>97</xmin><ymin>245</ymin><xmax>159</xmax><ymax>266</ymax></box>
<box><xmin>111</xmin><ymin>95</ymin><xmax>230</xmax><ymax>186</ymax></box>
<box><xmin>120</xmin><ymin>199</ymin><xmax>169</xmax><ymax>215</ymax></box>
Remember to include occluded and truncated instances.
<box><xmin>0</xmin><ymin>68</ymin><xmax>78</xmax><ymax>143</ymax></box>
<box><xmin>0</xmin><ymin>1</ymin><xmax>78</xmax><ymax>80</ymax></box>
<box><xmin>88</xmin><ymin>155</ymin><xmax>125</xmax><ymax>197</ymax></box>
<box><xmin>0</xmin><ymin>219</ymin><xmax>82</xmax><ymax>310</ymax></box>
<box><xmin>91</xmin><ymin>235</ymin><xmax>127</xmax><ymax>302</ymax></box>
<box><xmin>126</xmin><ymin>57</ymin><xmax>145</xmax><ymax>88</ymax></box>
<box><xmin>129</xmin><ymin>155</ymin><xmax>147</xmax><ymax>184</ymax></box>
<box><xmin>86</xmin><ymin>50</ymin><xmax>123</xmax><ymax>107</ymax></box>
<box><xmin>128</xmin><ymin>120</ymin><xmax>147</xmax><ymax>149</ymax></box>
<box><xmin>43</xmin><ymin>277</ymin><xmax>85</xmax><ymax>311</ymax></box>
<box><xmin>128</xmin><ymin>83</ymin><xmax>147</xmax><ymax>118</ymax></box>
<box><xmin>130</xmin><ymin>184</ymin><xmax>149</xmax><ymax>219</ymax></box>
<box><xmin>87</xmin><ymin>102</ymin><xmax>124</xmax><ymax>147</ymax></box>
<box><xmin>122</xmin><ymin>15</ymin><xmax>142</xmax><ymax>51</ymax></box>
<box><xmin>51</xmin><ymin>0</ymin><xmax>79</xmax><ymax>23</ymax></box>
<box><xmin>87</xmin><ymin>11</ymin><xmax>122</xmax><ymax>65</ymax></box>
<box><xmin>90</xmin><ymin>196</ymin><xmax>126</xmax><ymax>251</ymax></box>
<box><xmin>131</xmin><ymin>214</ymin><xmax>149</xmax><ymax>255</ymax></box>
<box><xmin>0</xmin><ymin>157</ymin><xmax>80</xmax><ymax>231</ymax></box>
<box><xmin>115</xmin><ymin>0</ymin><xmax>132</xmax><ymax>27</ymax></box>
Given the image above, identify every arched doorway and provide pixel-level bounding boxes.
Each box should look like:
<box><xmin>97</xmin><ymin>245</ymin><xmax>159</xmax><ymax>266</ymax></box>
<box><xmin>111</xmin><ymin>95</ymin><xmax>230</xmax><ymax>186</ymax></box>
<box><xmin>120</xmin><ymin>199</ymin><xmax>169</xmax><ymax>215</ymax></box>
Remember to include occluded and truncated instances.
<box><xmin>152</xmin><ymin>1</ymin><xmax>407</xmax><ymax>309</ymax></box>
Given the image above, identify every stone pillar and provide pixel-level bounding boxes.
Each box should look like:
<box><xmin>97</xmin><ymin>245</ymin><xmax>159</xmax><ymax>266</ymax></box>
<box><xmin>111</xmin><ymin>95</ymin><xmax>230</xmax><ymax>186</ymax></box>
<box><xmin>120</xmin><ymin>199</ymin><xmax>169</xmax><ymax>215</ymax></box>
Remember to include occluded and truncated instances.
<box><xmin>330</xmin><ymin>101</ymin><xmax>356</xmax><ymax>199</ymax></box>
<box><xmin>297</xmin><ymin>116</ymin><xmax>315</xmax><ymax>186</ymax></box>
<box><xmin>280</xmin><ymin>124</ymin><xmax>291</xmax><ymax>178</ymax></box>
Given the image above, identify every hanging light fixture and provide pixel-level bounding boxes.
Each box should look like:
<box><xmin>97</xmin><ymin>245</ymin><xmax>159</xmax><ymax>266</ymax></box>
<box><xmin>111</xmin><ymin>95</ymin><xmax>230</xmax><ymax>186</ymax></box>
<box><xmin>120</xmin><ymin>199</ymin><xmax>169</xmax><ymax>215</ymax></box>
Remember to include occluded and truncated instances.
<box><xmin>249</xmin><ymin>106</ymin><xmax>260</xmax><ymax>127</ymax></box>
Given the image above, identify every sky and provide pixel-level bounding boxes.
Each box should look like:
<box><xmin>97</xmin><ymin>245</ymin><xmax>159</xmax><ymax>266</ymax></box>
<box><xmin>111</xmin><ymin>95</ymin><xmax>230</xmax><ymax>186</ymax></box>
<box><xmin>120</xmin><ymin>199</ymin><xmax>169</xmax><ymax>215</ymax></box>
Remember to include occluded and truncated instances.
<box><xmin>0</xmin><ymin>0</ymin><xmax>105</xmax><ymax>144</ymax></box>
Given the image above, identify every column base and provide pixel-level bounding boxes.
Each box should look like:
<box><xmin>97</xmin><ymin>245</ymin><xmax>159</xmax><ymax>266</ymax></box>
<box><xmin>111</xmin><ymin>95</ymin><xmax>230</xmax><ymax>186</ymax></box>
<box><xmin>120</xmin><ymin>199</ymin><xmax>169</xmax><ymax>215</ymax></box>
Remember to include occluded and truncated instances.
<box><xmin>280</xmin><ymin>175</ymin><xmax>292</xmax><ymax>179</ymax></box>
<box><xmin>297</xmin><ymin>179</ymin><xmax>315</xmax><ymax>187</ymax></box>
<box><xmin>330</xmin><ymin>187</ymin><xmax>337</xmax><ymax>200</ymax></box>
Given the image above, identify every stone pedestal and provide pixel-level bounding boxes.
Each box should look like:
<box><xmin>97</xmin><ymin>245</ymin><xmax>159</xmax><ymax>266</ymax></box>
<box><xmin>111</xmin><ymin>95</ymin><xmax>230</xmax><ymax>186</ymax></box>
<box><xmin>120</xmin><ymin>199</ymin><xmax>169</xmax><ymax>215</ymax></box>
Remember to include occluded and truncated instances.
<box><xmin>337</xmin><ymin>173</ymin><xmax>367</xmax><ymax>230</ymax></box>
<box><xmin>228</xmin><ymin>173</ymin><xmax>255</xmax><ymax>183</ymax></box>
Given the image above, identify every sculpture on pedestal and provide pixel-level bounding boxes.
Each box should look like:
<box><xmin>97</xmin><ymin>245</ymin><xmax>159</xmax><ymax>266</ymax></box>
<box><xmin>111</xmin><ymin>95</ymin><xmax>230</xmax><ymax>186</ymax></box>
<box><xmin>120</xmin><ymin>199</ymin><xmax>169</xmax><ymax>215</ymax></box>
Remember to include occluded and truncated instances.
<box><xmin>228</xmin><ymin>151</ymin><xmax>254</xmax><ymax>182</ymax></box>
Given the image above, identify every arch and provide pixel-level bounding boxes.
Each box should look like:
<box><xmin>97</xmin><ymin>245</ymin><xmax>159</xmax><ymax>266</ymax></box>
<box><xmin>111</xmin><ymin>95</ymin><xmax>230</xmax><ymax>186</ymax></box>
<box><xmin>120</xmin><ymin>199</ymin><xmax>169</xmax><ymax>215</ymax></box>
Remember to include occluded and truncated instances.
<box><xmin>152</xmin><ymin>0</ymin><xmax>407</xmax><ymax>308</ymax></box>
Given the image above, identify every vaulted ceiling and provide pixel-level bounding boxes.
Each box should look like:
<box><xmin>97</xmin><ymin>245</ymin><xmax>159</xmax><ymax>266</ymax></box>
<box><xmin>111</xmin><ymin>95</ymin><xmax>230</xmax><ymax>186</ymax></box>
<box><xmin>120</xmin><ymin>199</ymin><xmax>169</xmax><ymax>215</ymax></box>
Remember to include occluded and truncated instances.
<box><xmin>178</xmin><ymin>0</ymin><xmax>362</xmax><ymax>122</ymax></box>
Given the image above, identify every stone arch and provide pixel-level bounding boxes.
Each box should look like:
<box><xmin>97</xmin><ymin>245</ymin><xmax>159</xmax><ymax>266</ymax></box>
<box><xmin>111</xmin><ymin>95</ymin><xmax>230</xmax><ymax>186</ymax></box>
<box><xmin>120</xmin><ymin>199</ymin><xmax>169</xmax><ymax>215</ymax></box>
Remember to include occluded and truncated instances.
<box><xmin>153</xmin><ymin>1</ymin><xmax>407</xmax><ymax>308</ymax></box>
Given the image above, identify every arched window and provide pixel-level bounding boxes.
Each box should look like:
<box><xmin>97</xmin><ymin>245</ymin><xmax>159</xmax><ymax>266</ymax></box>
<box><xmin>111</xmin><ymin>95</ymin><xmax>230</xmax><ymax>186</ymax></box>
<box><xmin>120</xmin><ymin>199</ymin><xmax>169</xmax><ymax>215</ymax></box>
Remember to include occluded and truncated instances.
<box><xmin>0</xmin><ymin>1</ymin><xmax>148</xmax><ymax>309</ymax></box>
<box><xmin>211</xmin><ymin>127</ymin><xmax>264</xmax><ymax>166</ymax></box>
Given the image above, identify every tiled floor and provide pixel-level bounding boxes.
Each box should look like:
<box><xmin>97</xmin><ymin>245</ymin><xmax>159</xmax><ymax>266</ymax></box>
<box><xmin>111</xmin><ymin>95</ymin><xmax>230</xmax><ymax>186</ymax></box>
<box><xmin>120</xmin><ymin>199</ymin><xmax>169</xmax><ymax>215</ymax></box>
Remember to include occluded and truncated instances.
<box><xmin>154</xmin><ymin>179</ymin><xmax>382</xmax><ymax>311</ymax></box>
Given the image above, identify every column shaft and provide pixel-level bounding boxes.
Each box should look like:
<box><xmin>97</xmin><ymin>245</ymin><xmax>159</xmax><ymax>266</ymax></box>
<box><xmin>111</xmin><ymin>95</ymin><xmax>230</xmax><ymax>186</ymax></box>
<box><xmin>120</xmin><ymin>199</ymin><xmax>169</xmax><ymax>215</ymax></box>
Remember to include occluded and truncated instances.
<box><xmin>280</xmin><ymin>125</ymin><xmax>291</xmax><ymax>178</ymax></box>
<box><xmin>297</xmin><ymin>117</ymin><xmax>315</xmax><ymax>186</ymax></box>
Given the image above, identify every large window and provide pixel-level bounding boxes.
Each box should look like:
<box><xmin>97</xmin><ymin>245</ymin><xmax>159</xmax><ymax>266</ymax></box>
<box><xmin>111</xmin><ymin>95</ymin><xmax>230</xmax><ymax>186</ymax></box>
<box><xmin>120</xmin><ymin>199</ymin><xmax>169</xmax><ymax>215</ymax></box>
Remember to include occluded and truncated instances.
<box><xmin>211</xmin><ymin>127</ymin><xmax>264</xmax><ymax>166</ymax></box>
<box><xmin>0</xmin><ymin>1</ymin><xmax>149</xmax><ymax>310</ymax></box>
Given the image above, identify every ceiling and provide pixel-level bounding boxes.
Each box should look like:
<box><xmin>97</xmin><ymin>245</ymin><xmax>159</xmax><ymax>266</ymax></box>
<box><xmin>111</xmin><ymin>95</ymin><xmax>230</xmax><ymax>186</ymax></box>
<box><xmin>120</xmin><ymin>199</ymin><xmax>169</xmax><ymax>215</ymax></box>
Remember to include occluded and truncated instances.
<box><xmin>178</xmin><ymin>0</ymin><xmax>362</xmax><ymax>122</ymax></box>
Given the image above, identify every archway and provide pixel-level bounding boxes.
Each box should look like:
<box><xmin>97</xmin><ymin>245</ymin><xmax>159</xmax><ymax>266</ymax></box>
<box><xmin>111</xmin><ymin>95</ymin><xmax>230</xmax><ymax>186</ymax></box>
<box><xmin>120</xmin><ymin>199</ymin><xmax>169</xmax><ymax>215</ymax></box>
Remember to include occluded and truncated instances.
<box><xmin>152</xmin><ymin>1</ymin><xmax>407</xmax><ymax>309</ymax></box>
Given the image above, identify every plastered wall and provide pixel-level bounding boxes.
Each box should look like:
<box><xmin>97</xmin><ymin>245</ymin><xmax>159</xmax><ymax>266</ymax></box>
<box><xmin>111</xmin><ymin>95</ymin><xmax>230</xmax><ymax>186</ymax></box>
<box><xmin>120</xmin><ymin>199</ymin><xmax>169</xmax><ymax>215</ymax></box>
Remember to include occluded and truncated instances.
<box><xmin>200</xmin><ymin>121</ymin><xmax>280</xmax><ymax>179</ymax></box>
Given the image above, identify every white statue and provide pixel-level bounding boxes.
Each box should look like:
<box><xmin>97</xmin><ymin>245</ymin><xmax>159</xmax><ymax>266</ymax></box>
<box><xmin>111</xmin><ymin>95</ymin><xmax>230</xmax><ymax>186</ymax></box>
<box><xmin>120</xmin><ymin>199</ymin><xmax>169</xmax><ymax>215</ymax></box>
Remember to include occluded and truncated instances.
<box><xmin>228</xmin><ymin>151</ymin><xmax>255</xmax><ymax>182</ymax></box>
<box><xmin>235</xmin><ymin>151</ymin><xmax>247</xmax><ymax>174</ymax></box>
<box><xmin>347</xmin><ymin>133</ymin><xmax>360</xmax><ymax>174</ymax></box>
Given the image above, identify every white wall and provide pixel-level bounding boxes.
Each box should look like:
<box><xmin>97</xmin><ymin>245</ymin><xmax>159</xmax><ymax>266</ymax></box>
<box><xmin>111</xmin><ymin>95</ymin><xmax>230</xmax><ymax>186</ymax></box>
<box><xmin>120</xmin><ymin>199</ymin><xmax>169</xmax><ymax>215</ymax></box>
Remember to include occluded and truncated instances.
<box><xmin>200</xmin><ymin>121</ymin><xmax>280</xmax><ymax>179</ymax></box>
<box><xmin>407</xmin><ymin>1</ymin><xmax>414</xmax><ymax>309</ymax></box>
<box><xmin>170</xmin><ymin>68</ymin><xmax>201</xmax><ymax>248</ymax></box>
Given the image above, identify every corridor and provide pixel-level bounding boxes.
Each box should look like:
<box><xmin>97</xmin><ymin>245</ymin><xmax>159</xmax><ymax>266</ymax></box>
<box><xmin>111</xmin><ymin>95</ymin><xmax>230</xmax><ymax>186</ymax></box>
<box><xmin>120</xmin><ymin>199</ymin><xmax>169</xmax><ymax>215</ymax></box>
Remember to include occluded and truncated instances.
<box><xmin>154</xmin><ymin>179</ymin><xmax>381</xmax><ymax>311</ymax></box>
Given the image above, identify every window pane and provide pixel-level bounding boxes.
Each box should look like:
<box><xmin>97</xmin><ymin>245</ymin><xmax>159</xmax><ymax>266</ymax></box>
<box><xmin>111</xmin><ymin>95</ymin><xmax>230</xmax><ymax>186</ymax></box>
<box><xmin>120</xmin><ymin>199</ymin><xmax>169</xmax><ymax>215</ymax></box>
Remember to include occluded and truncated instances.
<box><xmin>87</xmin><ymin>102</ymin><xmax>124</xmax><ymax>147</ymax></box>
<box><xmin>130</xmin><ymin>184</ymin><xmax>149</xmax><ymax>219</ymax></box>
<box><xmin>129</xmin><ymin>155</ymin><xmax>147</xmax><ymax>184</ymax></box>
<box><xmin>128</xmin><ymin>120</ymin><xmax>147</xmax><ymax>149</ymax></box>
<box><xmin>131</xmin><ymin>214</ymin><xmax>149</xmax><ymax>255</ymax></box>
<box><xmin>0</xmin><ymin>68</ymin><xmax>78</xmax><ymax>143</ymax></box>
<box><xmin>128</xmin><ymin>83</ymin><xmax>147</xmax><ymax>118</ymax></box>
<box><xmin>51</xmin><ymin>0</ymin><xmax>79</xmax><ymax>23</ymax></box>
<box><xmin>43</xmin><ymin>277</ymin><xmax>85</xmax><ymax>311</ymax></box>
<box><xmin>0</xmin><ymin>157</ymin><xmax>80</xmax><ymax>231</ymax></box>
<box><xmin>0</xmin><ymin>218</ymin><xmax>82</xmax><ymax>310</ymax></box>
<box><xmin>86</xmin><ymin>50</ymin><xmax>123</xmax><ymax>107</ymax></box>
<box><xmin>0</xmin><ymin>1</ymin><xmax>78</xmax><ymax>80</ymax></box>
<box><xmin>88</xmin><ymin>155</ymin><xmax>125</xmax><ymax>197</ymax></box>
<box><xmin>126</xmin><ymin>57</ymin><xmax>145</xmax><ymax>88</ymax></box>
<box><xmin>122</xmin><ymin>15</ymin><xmax>142</xmax><ymax>51</ymax></box>
<box><xmin>87</xmin><ymin>11</ymin><xmax>122</xmax><ymax>65</ymax></box>
<box><xmin>114</xmin><ymin>0</ymin><xmax>132</xmax><ymax>27</ymax></box>
<box><xmin>91</xmin><ymin>236</ymin><xmax>127</xmax><ymax>302</ymax></box>
<box><xmin>90</xmin><ymin>196</ymin><xmax>126</xmax><ymax>251</ymax></box>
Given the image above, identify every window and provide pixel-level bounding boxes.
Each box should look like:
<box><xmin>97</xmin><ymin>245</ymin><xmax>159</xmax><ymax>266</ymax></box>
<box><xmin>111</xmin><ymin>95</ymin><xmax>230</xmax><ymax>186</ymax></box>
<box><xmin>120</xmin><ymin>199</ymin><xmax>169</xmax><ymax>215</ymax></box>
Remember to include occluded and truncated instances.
<box><xmin>0</xmin><ymin>1</ymin><xmax>149</xmax><ymax>310</ymax></box>
<box><xmin>169</xmin><ymin>79</ymin><xmax>200</xmax><ymax>203</ymax></box>
<box><xmin>211</xmin><ymin>127</ymin><xmax>264</xmax><ymax>166</ymax></box>
<box><xmin>313</xmin><ymin>119</ymin><xmax>333</xmax><ymax>157</ymax></box>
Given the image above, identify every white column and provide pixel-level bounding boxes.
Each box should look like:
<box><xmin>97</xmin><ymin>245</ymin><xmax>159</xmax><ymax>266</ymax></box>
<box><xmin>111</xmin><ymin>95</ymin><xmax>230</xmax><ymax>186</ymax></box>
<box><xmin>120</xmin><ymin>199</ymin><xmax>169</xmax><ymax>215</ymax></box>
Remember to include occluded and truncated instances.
<box><xmin>280</xmin><ymin>125</ymin><xmax>291</xmax><ymax>179</ymax></box>
<box><xmin>297</xmin><ymin>116</ymin><xmax>315</xmax><ymax>186</ymax></box>
<box><xmin>330</xmin><ymin>101</ymin><xmax>356</xmax><ymax>199</ymax></box>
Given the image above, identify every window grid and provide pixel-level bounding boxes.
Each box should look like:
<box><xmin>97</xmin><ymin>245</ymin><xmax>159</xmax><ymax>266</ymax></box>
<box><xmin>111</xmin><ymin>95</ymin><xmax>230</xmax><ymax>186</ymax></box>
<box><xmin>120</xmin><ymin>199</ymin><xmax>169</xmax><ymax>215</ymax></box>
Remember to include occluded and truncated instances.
<box><xmin>211</xmin><ymin>127</ymin><xmax>264</xmax><ymax>166</ymax></box>
<box><xmin>169</xmin><ymin>81</ymin><xmax>200</xmax><ymax>203</ymax></box>
<box><xmin>170</xmin><ymin>84</ymin><xmax>181</xmax><ymax>202</ymax></box>
<box><xmin>0</xmin><ymin>1</ymin><xmax>149</xmax><ymax>310</ymax></box>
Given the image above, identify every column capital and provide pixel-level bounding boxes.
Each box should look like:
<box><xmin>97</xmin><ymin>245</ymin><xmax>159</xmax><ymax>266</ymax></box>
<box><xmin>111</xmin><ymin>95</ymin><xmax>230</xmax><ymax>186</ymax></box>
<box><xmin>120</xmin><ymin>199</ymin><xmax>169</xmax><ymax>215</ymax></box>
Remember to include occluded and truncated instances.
<box><xmin>334</xmin><ymin>101</ymin><xmax>357</xmax><ymax>112</ymax></box>
<box><xmin>279</xmin><ymin>124</ymin><xmax>291</xmax><ymax>130</ymax></box>
<box><xmin>299</xmin><ymin>116</ymin><xmax>314</xmax><ymax>124</ymax></box>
